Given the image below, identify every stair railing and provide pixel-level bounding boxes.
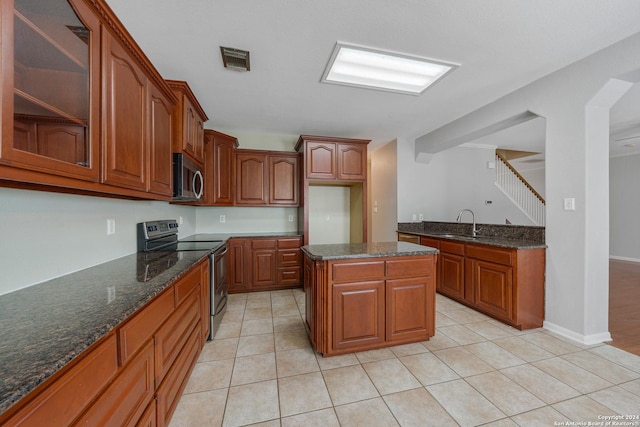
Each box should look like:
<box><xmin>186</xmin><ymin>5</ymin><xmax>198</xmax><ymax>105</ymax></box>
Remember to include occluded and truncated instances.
<box><xmin>495</xmin><ymin>151</ymin><xmax>545</xmax><ymax>226</ymax></box>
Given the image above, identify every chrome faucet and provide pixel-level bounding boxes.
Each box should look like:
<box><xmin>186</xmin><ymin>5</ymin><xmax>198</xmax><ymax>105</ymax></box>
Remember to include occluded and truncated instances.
<box><xmin>456</xmin><ymin>209</ymin><xmax>480</xmax><ymax>237</ymax></box>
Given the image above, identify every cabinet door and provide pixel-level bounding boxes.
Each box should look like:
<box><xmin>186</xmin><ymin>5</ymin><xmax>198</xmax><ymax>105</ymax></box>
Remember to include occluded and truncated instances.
<box><xmin>337</xmin><ymin>143</ymin><xmax>366</xmax><ymax>181</ymax></box>
<box><xmin>269</xmin><ymin>154</ymin><xmax>299</xmax><ymax>205</ymax></box>
<box><xmin>251</xmin><ymin>239</ymin><xmax>277</xmax><ymax>288</ymax></box>
<box><xmin>211</xmin><ymin>133</ymin><xmax>237</xmax><ymax>205</ymax></box>
<box><xmin>471</xmin><ymin>260</ymin><xmax>513</xmax><ymax>322</ymax></box>
<box><xmin>102</xmin><ymin>27</ymin><xmax>147</xmax><ymax>191</ymax></box>
<box><xmin>305</xmin><ymin>142</ymin><xmax>336</xmax><ymax>179</ymax></box>
<box><xmin>236</xmin><ymin>151</ymin><xmax>268</xmax><ymax>205</ymax></box>
<box><xmin>2</xmin><ymin>0</ymin><xmax>100</xmax><ymax>181</ymax></box>
<box><xmin>182</xmin><ymin>98</ymin><xmax>205</xmax><ymax>164</ymax></box>
<box><xmin>227</xmin><ymin>238</ymin><xmax>249</xmax><ymax>293</ymax></box>
<box><xmin>147</xmin><ymin>83</ymin><xmax>173</xmax><ymax>196</ymax></box>
<box><xmin>386</xmin><ymin>277</ymin><xmax>434</xmax><ymax>342</ymax></box>
<box><xmin>332</xmin><ymin>280</ymin><xmax>385</xmax><ymax>351</ymax></box>
<box><xmin>439</xmin><ymin>252</ymin><xmax>465</xmax><ymax>300</ymax></box>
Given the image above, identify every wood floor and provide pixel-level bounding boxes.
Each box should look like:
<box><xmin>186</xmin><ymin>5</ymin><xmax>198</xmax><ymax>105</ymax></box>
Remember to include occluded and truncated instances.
<box><xmin>609</xmin><ymin>259</ymin><xmax>640</xmax><ymax>356</ymax></box>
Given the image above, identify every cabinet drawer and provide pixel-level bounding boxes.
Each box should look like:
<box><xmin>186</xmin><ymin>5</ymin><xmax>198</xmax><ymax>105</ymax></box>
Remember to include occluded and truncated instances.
<box><xmin>331</xmin><ymin>261</ymin><xmax>385</xmax><ymax>283</ymax></box>
<box><xmin>76</xmin><ymin>340</ymin><xmax>154</xmax><ymax>426</ymax></box>
<box><xmin>4</xmin><ymin>335</ymin><xmax>118</xmax><ymax>427</ymax></box>
<box><xmin>440</xmin><ymin>240</ymin><xmax>465</xmax><ymax>255</ymax></box>
<box><xmin>420</xmin><ymin>237</ymin><xmax>440</xmax><ymax>249</ymax></box>
<box><xmin>466</xmin><ymin>244</ymin><xmax>513</xmax><ymax>265</ymax></box>
<box><xmin>156</xmin><ymin>322</ymin><xmax>201</xmax><ymax>427</ymax></box>
<box><xmin>175</xmin><ymin>263</ymin><xmax>202</xmax><ymax>306</ymax></box>
<box><xmin>278</xmin><ymin>237</ymin><xmax>302</xmax><ymax>249</ymax></box>
<box><xmin>119</xmin><ymin>287</ymin><xmax>175</xmax><ymax>364</ymax></box>
<box><xmin>278</xmin><ymin>267</ymin><xmax>301</xmax><ymax>285</ymax></box>
<box><xmin>278</xmin><ymin>249</ymin><xmax>301</xmax><ymax>267</ymax></box>
<box><xmin>252</xmin><ymin>239</ymin><xmax>277</xmax><ymax>250</ymax></box>
<box><xmin>155</xmin><ymin>289</ymin><xmax>200</xmax><ymax>383</ymax></box>
<box><xmin>386</xmin><ymin>257</ymin><xmax>433</xmax><ymax>278</ymax></box>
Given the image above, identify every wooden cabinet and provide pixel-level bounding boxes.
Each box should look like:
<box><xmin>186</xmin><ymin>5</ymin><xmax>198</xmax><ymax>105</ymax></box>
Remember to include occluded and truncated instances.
<box><xmin>227</xmin><ymin>236</ymin><xmax>303</xmax><ymax>293</ymax></box>
<box><xmin>236</xmin><ymin>149</ymin><xmax>300</xmax><ymax>206</ymax></box>
<box><xmin>269</xmin><ymin>154</ymin><xmax>299</xmax><ymax>205</ymax></box>
<box><xmin>417</xmin><ymin>233</ymin><xmax>544</xmax><ymax>330</ymax></box>
<box><xmin>295</xmin><ymin>135</ymin><xmax>369</xmax><ymax>181</ymax></box>
<box><xmin>0</xmin><ymin>0</ymin><xmax>178</xmax><ymax>200</ymax></box>
<box><xmin>102</xmin><ymin>28</ymin><xmax>147</xmax><ymax>191</ymax></box>
<box><xmin>1</xmin><ymin>0</ymin><xmax>101</xmax><ymax>181</ymax></box>
<box><xmin>202</xmin><ymin>129</ymin><xmax>238</xmax><ymax>206</ymax></box>
<box><xmin>295</xmin><ymin>135</ymin><xmax>370</xmax><ymax>245</ymax></box>
<box><xmin>306</xmin><ymin>254</ymin><xmax>436</xmax><ymax>356</ymax></box>
<box><xmin>236</xmin><ymin>150</ymin><xmax>268</xmax><ymax>205</ymax></box>
<box><xmin>1</xmin><ymin>258</ymin><xmax>209</xmax><ymax>426</ymax></box>
<box><xmin>251</xmin><ymin>239</ymin><xmax>278</xmax><ymax>288</ymax></box>
<box><xmin>167</xmin><ymin>80</ymin><xmax>208</xmax><ymax>165</ymax></box>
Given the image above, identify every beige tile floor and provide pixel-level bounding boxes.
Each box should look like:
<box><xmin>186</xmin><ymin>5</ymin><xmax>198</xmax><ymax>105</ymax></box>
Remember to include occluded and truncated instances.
<box><xmin>169</xmin><ymin>290</ymin><xmax>640</xmax><ymax>427</ymax></box>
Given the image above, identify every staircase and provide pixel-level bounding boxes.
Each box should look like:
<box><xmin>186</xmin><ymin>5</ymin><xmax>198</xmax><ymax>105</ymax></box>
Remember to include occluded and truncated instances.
<box><xmin>495</xmin><ymin>151</ymin><xmax>545</xmax><ymax>226</ymax></box>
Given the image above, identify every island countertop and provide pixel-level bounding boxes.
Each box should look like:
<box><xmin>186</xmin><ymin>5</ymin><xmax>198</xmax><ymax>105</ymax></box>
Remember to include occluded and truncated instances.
<box><xmin>301</xmin><ymin>241</ymin><xmax>438</xmax><ymax>261</ymax></box>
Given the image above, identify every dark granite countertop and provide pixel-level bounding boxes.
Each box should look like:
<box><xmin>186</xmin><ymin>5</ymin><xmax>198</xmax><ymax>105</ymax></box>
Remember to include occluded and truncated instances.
<box><xmin>0</xmin><ymin>249</ymin><xmax>210</xmax><ymax>416</ymax></box>
<box><xmin>397</xmin><ymin>221</ymin><xmax>546</xmax><ymax>250</ymax></box>
<box><xmin>301</xmin><ymin>241</ymin><xmax>439</xmax><ymax>261</ymax></box>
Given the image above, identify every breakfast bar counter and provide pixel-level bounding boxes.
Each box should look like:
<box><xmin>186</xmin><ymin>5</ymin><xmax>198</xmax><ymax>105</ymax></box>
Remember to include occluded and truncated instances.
<box><xmin>301</xmin><ymin>242</ymin><xmax>438</xmax><ymax>356</ymax></box>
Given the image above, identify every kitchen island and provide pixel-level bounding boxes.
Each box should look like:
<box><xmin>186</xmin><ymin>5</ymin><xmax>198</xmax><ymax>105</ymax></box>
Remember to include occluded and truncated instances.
<box><xmin>302</xmin><ymin>242</ymin><xmax>438</xmax><ymax>356</ymax></box>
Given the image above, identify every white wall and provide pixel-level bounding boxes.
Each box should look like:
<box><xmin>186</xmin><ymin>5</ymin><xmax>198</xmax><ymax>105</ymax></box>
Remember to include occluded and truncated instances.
<box><xmin>370</xmin><ymin>140</ymin><xmax>399</xmax><ymax>241</ymax></box>
<box><xmin>610</xmin><ymin>153</ymin><xmax>640</xmax><ymax>261</ymax></box>
<box><xmin>411</xmin><ymin>32</ymin><xmax>640</xmax><ymax>344</ymax></box>
<box><xmin>195</xmin><ymin>206</ymin><xmax>299</xmax><ymax>233</ymax></box>
<box><xmin>0</xmin><ymin>187</ymin><xmax>196</xmax><ymax>295</ymax></box>
<box><xmin>397</xmin><ymin>142</ymin><xmax>533</xmax><ymax>226</ymax></box>
<box><xmin>519</xmin><ymin>167</ymin><xmax>546</xmax><ymax>199</ymax></box>
<box><xmin>307</xmin><ymin>186</ymin><xmax>351</xmax><ymax>244</ymax></box>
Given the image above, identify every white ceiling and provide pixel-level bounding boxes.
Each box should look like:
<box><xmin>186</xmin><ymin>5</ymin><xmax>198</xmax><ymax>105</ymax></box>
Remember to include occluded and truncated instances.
<box><xmin>105</xmin><ymin>0</ymin><xmax>640</xmax><ymax>154</ymax></box>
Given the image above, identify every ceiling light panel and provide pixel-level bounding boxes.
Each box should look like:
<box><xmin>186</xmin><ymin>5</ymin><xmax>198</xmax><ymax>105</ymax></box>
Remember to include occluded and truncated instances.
<box><xmin>321</xmin><ymin>43</ymin><xmax>458</xmax><ymax>95</ymax></box>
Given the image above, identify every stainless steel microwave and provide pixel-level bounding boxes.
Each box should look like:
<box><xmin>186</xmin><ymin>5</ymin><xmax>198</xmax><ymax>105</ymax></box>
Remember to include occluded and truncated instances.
<box><xmin>173</xmin><ymin>153</ymin><xmax>203</xmax><ymax>201</ymax></box>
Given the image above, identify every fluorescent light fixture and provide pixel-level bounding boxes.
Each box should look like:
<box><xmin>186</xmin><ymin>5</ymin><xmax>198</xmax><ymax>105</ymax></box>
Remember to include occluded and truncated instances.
<box><xmin>321</xmin><ymin>42</ymin><xmax>458</xmax><ymax>95</ymax></box>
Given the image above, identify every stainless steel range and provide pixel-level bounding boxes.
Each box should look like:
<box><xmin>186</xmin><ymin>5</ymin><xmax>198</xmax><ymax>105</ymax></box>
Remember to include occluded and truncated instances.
<box><xmin>137</xmin><ymin>220</ymin><xmax>227</xmax><ymax>340</ymax></box>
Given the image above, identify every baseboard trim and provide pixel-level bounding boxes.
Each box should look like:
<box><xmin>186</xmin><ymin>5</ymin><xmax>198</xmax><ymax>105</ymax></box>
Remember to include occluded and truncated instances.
<box><xmin>610</xmin><ymin>255</ymin><xmax>640</xmax><ymax>263</ymax></box>
<box><xmin>543</xmin><ymin>321</ymin><xmax>612</xmax><ymax>346</ymax></box>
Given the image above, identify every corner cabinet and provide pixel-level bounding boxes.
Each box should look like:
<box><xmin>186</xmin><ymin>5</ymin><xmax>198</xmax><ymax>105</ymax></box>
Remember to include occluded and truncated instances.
<box><xmin>204</xmin><ymin>130</ymin><xmax>238</xmax><ymax>206</ymax></box>
<box><xmin>0</xmin><ymin>0</ymin><xmax>178</xmax><ymax>200</ymax></box>
<box><xmin>305</xmin><ymin>253</ymin><xmax>436</xmax><ymax>356</ymax></box>
<box><xmin>418</xmin><ymin>235</ymin><xmax>545</xmax><ymax>330</ymax></box>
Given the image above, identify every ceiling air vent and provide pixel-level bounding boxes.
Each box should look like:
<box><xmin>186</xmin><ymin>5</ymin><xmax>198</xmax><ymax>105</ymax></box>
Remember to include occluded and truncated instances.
<box><xmin>220</xmin><ymin>46</ymin><xmax>250</xmax><ymax>71</ymax></box>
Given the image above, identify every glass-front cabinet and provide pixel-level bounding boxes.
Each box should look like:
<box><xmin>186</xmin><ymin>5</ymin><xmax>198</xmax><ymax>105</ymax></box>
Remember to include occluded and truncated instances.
<box><xmin>2</xmin><ymin>0</ymin><xmax>100</xmax><ymax>180</ymax></box>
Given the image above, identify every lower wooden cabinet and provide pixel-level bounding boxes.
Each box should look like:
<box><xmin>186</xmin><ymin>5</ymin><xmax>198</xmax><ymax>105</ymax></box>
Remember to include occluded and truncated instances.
<box><xmin>228</xmin><ymin>236</ymin><xmax>303</xmax><ymax>293</ymax></box>
<box><xmin>419</xmin><ymin>234</ymin><xmax>544</xmax><ymax>330</ymax></box>
<box><xmin>306</xmin><ymin>254</ymin><xmax>436</xmax><ymax>356</ymax></box>
<box><xmin>1</xmin><ymin>259</ymin><xmax>209</xmax><ymax>427</ymax></box>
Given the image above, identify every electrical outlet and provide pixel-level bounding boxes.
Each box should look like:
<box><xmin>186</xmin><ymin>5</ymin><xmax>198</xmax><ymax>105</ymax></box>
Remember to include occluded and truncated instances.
<box><xmin>419</xmin><ymin>213</ymin><xmax>424</xmax><ymax>220</ymax></box>
<box><xmin>412</xmin><ymin>214</ymin><xmax>417</xmax><ymax>221</ymax></box>
<box><xmin>564</xmin><ymin>198</ymin><xmax>576</xmax><ymax>211</ymax></box>
<box><xmin>179</xmin><ymin>216</ymin><xmax>184</xmax><ymax>225</ymax></box>
<box><xmin>288</xmin><ymin>215</ymin><xmax>294</xmax><ymax>222</ymax></box>
<box><xmin>106</xmin><ymin>219</ymin><xmax>116</xmax><ymax>235</ymax></box>
<box><xmin>219</xmin><ymin>215</ymin><xmax>226</xmax><ymax>223</ymax></box>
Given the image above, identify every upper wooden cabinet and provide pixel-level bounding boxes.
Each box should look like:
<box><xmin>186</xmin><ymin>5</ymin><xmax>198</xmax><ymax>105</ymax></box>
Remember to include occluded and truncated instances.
<box><xmin>1</xmin><ymin>0</ymin><xmax>101</xmax><ymax>181</ymax></box>
<box><xmin>295</xmin><ymin>135</ymin><xmax>369</xmax><ymax>181</ymax></box>
<box><xmin>235</xmin><ymin>149</ymin><xmax>300</xmax><ymax>206</ymax></box>
<box><xmin>0</xmin><ymin>0</ymin><xmax>178</xmax><ymax>200</ymax></box>
<box><xmin>166</xmin><ymin>80</ymin><xmax>208</xmax><ymax>165</ymax></box>
<box><xmin>200</xmin><ymin>129</ymin><xmax>237</xmax><ymax>206</ymax></box>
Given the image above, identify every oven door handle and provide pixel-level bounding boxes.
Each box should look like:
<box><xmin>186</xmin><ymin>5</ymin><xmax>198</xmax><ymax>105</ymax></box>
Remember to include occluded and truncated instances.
<box><xmin>193</xmin><ymin>170</ymin><xmax>204</xmax><ymax>200</ymax></box>
<box><xmin>214</xmin><ymin>246</ymin><xmax>228</xmax><ymax>257</ymax></box>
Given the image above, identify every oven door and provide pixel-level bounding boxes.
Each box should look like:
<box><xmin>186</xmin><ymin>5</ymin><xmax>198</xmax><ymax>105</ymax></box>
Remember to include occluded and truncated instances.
<box><xmin>210</xmin><ymin>245</ymin><xmax>228</xmax><ymax>340</ymax></box>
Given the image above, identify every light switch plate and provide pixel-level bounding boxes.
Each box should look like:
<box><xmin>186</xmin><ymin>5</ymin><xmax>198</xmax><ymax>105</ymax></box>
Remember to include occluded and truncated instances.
<box><xmin>563</xmin><ymin>198</ymin><xmax>576</xmax><ymax>211</ymax></box>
